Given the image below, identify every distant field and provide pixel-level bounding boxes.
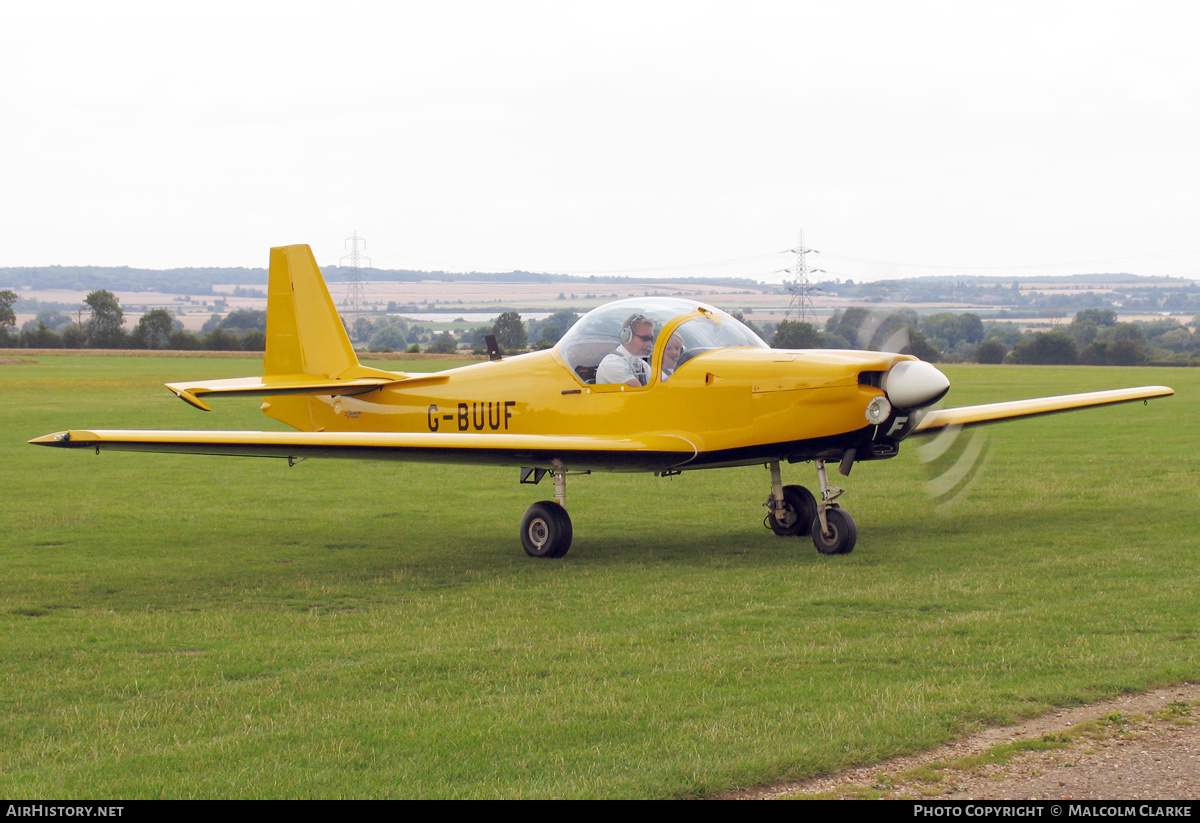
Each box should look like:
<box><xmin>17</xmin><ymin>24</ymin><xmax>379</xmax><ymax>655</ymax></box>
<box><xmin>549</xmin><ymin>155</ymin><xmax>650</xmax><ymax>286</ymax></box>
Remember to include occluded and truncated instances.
<box><xmin>1</xmin><ymin>355</ymin><xmax>1195</xmax><ymax>798</ymax></box>
<box><xmin>13</xmin><ymin>277</ymin><xmax>1031</xmax><ymax>334</ymax></box>
<box><xmin>13</xmin><ymin>279</ymin><xmax>786</xmax><ymax>332</ymax></box>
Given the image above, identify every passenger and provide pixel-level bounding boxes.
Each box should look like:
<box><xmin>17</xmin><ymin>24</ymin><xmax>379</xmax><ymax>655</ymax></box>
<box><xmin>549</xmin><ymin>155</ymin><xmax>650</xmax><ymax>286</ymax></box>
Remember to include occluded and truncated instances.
<box><xmin>596</xmin><ymin>314</ymin><xmax>654</xmax><ymax>387</ymax></box>
<box><xmin>661</xmin><ymin>333</ymin><xmax>683</xmax><ymax>381</ymax></box>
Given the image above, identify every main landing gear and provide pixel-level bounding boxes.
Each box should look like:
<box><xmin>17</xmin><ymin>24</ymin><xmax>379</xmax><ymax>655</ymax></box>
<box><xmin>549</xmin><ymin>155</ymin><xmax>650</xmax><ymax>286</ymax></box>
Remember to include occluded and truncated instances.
<box><xmin>518</xmin><ymin>458</ymin><xmax>856</xmax><ymax>560</ymax></box>
<box><xmin>520</xmin><ymin>466</ymin><xmax>573</xmax><ymax>558</ymax></box>
<box><xmin>763</xmin><ymin>459</ymin><xmax>857</xmax><ymax>555</ymax></box>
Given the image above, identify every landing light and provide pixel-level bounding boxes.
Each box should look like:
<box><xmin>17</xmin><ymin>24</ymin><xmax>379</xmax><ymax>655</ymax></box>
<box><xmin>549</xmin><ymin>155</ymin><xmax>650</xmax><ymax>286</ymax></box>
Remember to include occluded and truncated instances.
<box><xmin>865</xmin><ymin>396</ymin><xmax>892</xmax><ymax>425</ymax></box>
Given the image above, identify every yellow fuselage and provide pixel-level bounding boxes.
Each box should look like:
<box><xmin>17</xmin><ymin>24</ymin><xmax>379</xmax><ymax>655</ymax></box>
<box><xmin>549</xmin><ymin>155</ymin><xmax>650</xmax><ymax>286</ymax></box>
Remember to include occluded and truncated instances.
<box><xmin>265</xmin><ymin>346</ymin><xmax>912</xmax><ymax>470</ymax></box>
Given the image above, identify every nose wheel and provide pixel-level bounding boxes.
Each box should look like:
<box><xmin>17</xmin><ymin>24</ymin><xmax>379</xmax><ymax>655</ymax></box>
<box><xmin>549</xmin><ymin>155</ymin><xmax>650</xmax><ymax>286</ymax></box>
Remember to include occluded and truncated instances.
<box><xmin>811</xmin><ymin>505</ymin><xmax>856</xmax><ymax>555</ymax></box>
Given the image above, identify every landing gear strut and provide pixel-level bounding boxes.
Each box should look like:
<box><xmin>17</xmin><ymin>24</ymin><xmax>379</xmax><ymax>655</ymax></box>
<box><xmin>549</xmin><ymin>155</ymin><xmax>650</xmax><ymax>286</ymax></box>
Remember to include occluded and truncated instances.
<box><xmin>811</xmin><ymin>458</ymin><xmax>856</xmax><ymax>555</ymax></box>
<box><xmin>520</xmin><ymin>466</ymin><xmax>573</xmax><ymax>558</ymax></box>
<box><xmin>764</xmin><ymin>462</ymin><xmax>816</xmax><ymax>537</ymax></box>
<box><xmin>764</xmin><ymin>459</ymin><xmax>857</xmax><ymax>555</ymax></box>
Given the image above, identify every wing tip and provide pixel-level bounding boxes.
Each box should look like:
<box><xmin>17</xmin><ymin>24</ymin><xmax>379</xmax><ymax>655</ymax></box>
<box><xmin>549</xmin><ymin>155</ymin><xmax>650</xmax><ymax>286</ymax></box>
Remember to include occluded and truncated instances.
<box><xmin>29</xmin><ymin>431</ymin><xmax>76</xmax><ymax>447</ymax></box>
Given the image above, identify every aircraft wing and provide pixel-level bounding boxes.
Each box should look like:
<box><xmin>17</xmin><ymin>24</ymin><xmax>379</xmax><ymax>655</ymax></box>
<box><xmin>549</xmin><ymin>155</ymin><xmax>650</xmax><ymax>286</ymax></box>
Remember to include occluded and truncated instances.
<box><xmin>912</xmin><ymin>385</ymin><xmax>1174</xmax><ymax>434</ymax></box>
<box><xmin>28</xmin><ymin>429</ymin><xmax>699</xmax><ymax>473</ymax></box>
<box><xmin>164</xmin><ymin>373</ymin><xmax>449</xmax><ymax>411</ymax></box>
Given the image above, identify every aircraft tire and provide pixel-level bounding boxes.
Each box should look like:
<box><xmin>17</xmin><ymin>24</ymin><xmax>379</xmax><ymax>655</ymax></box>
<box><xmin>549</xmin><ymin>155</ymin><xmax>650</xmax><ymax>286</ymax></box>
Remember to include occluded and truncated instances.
<box><xmin>812</xmin><ymin>506</ymin><xmax>857</xmax><ymax>555</ymax></box>
<box><xmin>521</xmin><ymin>501</ymin><xmax>573</xmax><ymax>558</ymax></box>
<box><xmin>768</xmin><ymin>485</ymin><xmax>818</xmax><ymax>537</ymax></box>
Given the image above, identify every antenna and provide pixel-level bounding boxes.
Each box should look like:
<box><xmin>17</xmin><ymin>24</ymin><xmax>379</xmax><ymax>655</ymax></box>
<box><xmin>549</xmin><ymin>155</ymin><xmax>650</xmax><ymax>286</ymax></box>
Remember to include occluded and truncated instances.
<box><xmin>340</xmin><ymin>231</ymin><xmax>370</xmax><ymax>314</ymax></box>
<box><xmin>783</xmin><ymin>229</ymin><xmax>822</xmax><ymax>323</ymax></box>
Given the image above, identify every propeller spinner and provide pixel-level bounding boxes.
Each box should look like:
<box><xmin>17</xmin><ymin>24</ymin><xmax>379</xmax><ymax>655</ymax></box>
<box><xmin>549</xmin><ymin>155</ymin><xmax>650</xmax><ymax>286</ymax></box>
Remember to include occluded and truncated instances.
<box><xmin>882</xmin><ymin>360</ymin><xmax>951</xmax><ymax>410</ymax></box>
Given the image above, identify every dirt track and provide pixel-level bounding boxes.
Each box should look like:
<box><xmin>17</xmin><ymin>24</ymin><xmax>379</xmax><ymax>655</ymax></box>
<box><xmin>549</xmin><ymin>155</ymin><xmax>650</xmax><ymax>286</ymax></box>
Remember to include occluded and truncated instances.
<box><xmin>725</xmin><ymin>683</ymin><xmax>1200</xmax><ymax>800</ymax></box>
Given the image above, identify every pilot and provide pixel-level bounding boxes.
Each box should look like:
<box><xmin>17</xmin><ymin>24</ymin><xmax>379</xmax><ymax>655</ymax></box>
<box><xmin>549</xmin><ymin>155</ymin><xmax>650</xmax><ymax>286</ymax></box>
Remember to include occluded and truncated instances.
<box><xmin>661</xmin><ymin>333</ymin><xmax>683</xmax><ymax>381</ymax></box>
<box><xmin>596</xmin><ymin>314</ymin><xmax>654</xmax><ymax>387</ymax></box>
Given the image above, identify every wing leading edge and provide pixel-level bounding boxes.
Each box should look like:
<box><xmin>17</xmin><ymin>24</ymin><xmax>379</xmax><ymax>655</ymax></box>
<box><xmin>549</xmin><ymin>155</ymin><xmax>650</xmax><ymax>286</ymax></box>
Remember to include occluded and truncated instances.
<box><xmin>28</xmin><ymin>429</ymin><xmax>699</xmax><ymax>473</ymax></box>
<box><xmin>913</xmin><ymin>385</ymin><xmax>1174</xmax><ymax>434</ymax></box>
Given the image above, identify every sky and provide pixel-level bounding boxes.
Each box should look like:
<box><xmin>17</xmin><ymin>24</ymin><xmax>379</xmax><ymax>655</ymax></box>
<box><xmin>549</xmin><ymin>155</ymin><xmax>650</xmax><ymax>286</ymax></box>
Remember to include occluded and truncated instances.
<box><xmin>3</xmin><ymin>0</ymin><xmax>1199</xmax><ymax>284</ymax></box>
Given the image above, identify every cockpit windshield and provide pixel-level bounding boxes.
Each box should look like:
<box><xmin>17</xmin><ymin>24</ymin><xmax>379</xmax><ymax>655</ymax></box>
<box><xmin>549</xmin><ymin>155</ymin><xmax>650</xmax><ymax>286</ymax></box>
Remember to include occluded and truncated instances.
<box><xmin>557</xmin><ymin>297</ymin><xmax>768</xmax><ymax>385</ymax></box>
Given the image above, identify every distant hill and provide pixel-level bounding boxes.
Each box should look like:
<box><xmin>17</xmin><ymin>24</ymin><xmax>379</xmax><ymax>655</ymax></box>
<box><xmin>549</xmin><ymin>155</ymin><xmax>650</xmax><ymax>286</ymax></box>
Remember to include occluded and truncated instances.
<box><xmin>0</xmin><ymin>265</ymin><xmax>762</xmax><ymax>295</ymax></box>
<box><xmin>0</xmin><ymin>266</ymin><xmax>265</xmax><ymax>295</ymax></box>
<box><xmin>3</xmin><ymin>264</ymin><xmax>1196</xmax><ymax>316</ymax></box>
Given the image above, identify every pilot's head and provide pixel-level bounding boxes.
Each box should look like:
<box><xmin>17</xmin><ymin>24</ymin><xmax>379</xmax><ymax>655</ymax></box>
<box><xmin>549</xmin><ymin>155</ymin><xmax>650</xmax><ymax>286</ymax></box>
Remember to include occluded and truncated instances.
<box><xmin>620</xmin><ymin>314</ymin><xmax>654</xmax><ymax>356</ymax></box>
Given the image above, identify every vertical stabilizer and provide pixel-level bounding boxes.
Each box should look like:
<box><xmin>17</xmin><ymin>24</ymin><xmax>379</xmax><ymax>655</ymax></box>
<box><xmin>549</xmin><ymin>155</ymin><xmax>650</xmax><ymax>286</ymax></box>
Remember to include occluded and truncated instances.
<box><xmin>264</xmin><ymin>244</ymin><xmax>360</xmax><ymax>378</ymax></box>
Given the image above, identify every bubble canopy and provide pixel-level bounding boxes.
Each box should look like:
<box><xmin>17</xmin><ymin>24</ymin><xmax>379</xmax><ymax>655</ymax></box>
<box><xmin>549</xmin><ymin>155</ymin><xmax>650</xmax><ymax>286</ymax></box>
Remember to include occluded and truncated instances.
<box><xmin>556</xmin><ymin>297</ymin><xmax>768</xmax><ymax>385</ymax></box>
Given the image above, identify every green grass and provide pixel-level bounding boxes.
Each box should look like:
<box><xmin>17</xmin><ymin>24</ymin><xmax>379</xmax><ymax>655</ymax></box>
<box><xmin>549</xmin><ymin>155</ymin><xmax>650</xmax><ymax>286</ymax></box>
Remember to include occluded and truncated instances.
<box><xmin>1</xmin><ymin>356</ymin><xmax>1196</xmax><ymax>798</ymax></box>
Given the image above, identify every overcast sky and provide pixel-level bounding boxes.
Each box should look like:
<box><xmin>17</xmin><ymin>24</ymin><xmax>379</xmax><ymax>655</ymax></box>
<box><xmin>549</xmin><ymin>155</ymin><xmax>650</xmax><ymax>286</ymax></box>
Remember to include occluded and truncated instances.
<box><xmin>3</xmin><ymin>0</ymin><xmax>1198</xmax><ymax>283</ymax></box>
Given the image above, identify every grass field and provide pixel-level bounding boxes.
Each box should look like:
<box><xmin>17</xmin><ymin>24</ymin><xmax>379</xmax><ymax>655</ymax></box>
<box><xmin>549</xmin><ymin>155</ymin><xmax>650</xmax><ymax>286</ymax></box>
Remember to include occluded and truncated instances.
<box><xmin>1</xmin><ymin>354</ymin><xmax>1196</xmax><ymax>798</ymax></box>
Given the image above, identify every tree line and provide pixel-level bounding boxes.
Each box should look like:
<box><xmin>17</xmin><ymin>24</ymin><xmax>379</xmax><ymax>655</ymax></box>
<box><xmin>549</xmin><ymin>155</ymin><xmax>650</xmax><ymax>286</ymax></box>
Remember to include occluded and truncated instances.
<box><xmin>2</xmin><ymin>290</ymin><xmax>1197</xmax><ymax>365</ymax></box>
<box><xmin>770</xmin><ymin>307</ymin><xmax>1200</xmax><ymax>366</ymax></box>
<box><xmin>0</xmin><ymin>290</ymin><xmax>583</xmax><ymax>355</ymax></box>
<box><xmin>367</xmin><ymin>305</ymin><xmax>1199</xmax><ymax>365</ymax></box>
<box><xmin>0</xmin><ymin>290</ymin><xmax>269</xmax><ymax>351</ymax></box>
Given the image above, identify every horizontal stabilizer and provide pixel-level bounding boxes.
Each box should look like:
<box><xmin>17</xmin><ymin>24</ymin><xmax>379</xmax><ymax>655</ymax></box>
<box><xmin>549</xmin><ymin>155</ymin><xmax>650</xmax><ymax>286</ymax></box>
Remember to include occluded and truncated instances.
<box><xmin>28</xmin><ymin>429</ymin><xmax>699</xmax><ymax>473</ymax></box>
<box><xmin>913</xmin><ymin>385</ymin><xmax>1174</xmax><ymax>434</ymax></box>
<box><xmin>164</xmin><ymin>373</ymin><xmax>449</xmax><ymax>411</ymax></box>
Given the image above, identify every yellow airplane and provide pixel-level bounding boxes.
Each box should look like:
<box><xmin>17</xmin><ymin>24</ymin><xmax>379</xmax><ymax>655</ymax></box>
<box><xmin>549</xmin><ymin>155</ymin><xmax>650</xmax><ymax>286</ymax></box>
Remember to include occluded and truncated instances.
<box><xmin>30</xmin><ymin>244</ymin><xmax>1174</xmax><ymax>558</ymax></box>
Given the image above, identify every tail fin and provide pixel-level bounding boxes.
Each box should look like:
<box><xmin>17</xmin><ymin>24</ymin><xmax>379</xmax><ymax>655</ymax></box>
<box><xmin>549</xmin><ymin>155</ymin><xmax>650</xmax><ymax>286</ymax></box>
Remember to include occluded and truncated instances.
<box><xmin>161</xmin><ymin>244</ymin><xmax>405</xmax><ymax>432</ymax></box>
<box><xmin>264</xmin><ymin>244</ymin><xmax>360</xmax><ymax>379</ymax></box>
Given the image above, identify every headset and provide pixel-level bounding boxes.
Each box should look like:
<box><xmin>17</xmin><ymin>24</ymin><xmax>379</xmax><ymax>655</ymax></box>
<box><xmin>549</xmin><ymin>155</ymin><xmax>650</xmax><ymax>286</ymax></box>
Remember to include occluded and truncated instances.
<box><xmin>619</xmin><ymin>314</ymin><xmax>652</xmax><ymax>345</ymax></box>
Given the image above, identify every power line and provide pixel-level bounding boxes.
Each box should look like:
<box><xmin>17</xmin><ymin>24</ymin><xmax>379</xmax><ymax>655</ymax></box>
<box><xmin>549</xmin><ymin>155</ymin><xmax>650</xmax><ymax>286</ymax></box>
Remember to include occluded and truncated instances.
<box><xmin>782</xmin><ymin>229</ymin><xmax>821</xmax><ymax>322</ymax></box>
<box><xmin>339</xmin><ymin>231</ymin><xmax>370</xmax><ymax>314</ymax></box>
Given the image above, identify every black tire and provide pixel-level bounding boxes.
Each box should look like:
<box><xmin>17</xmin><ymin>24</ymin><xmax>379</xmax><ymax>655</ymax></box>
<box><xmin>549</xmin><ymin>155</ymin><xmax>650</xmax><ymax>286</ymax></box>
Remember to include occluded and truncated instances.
<box><xmin>811</xmin><ymin>506</ymin><xmax>857</xmax><ymax>555</ymax></box>
<box><xmin>768</xmin><ymin>485</ymin><xmax>818</xmax><ymax>537</ymax></box>
<box><xmin>520</xmin><ymin>501</ymin><xmax>573</xmax><ymax>558</ymax></box>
